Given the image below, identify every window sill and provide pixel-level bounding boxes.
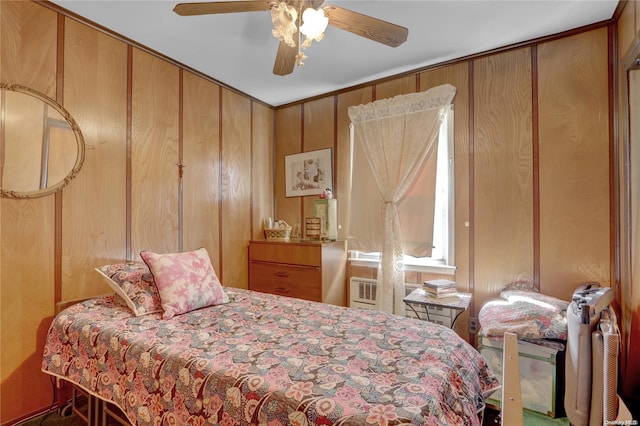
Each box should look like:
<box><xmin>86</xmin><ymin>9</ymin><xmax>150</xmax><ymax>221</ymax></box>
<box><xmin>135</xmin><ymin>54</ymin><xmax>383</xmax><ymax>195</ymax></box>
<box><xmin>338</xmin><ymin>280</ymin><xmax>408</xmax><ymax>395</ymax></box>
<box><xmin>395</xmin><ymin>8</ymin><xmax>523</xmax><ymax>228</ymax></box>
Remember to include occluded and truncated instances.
<box><xmin>348</xmin><ymin>257</ymin><xmax>457</xmax><ymax>275</ymax></box>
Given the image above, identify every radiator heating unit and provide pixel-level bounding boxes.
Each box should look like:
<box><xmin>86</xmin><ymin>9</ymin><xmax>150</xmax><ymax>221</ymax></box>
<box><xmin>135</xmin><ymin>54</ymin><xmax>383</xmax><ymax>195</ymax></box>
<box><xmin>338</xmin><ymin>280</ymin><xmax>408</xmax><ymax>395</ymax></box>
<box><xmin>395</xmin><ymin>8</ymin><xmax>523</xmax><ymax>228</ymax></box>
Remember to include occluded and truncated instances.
<box><xmin>349</xmin><ymin>277</ymin><xmax>420</xmax><ymax>317</ymax></box>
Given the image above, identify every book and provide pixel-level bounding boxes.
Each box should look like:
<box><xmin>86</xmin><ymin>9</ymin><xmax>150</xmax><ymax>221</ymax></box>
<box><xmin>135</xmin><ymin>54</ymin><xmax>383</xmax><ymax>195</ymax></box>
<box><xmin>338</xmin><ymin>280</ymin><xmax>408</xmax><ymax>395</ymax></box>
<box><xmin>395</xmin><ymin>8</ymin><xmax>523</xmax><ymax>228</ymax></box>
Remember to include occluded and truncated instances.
<box><xmin>424</xmin><ymin>286</ymin><xmax>458</xmax><ymax>297</ymax></box>
<box><xmin>423</xmin><ymin>279</ymin><xmax>457</xmax><ymax>291</ymax></box>
<box><xmin>424</xmin><ymin>289</ymin><xmax>459</xmax><ymax>299</ymax></box>
<box><xmin>424</xmin><ymin>284</ymin><xmax>457</xmax><ymax>292</ymax></box>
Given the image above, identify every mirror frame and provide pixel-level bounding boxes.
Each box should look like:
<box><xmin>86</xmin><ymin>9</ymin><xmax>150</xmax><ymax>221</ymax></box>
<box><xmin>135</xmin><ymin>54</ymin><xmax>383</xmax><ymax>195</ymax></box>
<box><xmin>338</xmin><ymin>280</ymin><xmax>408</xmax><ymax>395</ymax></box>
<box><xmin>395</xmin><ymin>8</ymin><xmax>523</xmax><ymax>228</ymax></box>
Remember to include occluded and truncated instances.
<box><xmin>1</xmin><ymin>82</ymin><xmax>85</xmax><ymax>199</ymax></box>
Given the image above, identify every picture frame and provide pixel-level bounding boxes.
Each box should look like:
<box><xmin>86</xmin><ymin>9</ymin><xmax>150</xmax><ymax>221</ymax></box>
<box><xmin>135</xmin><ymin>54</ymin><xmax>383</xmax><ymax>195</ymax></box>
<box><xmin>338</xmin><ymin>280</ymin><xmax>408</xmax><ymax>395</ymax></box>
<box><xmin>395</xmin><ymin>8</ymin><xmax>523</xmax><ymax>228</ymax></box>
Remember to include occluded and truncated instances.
<box><xmin>285</xmin><ymin>148</ymin><xmax>333</xmax><ymax>197</ymax></box>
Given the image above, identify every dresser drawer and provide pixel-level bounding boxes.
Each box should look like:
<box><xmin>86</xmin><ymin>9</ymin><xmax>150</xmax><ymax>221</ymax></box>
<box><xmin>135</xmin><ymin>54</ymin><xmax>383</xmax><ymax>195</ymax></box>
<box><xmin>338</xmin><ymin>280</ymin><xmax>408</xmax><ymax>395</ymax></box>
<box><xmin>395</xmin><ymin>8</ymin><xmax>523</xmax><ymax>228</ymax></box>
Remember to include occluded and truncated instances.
<box><xmin>249</xmin><ymin>261</ymin><xmax>322</xmax><ymax>301</ymax></box>
<box><xmin>249</xmin><ymin>242</ymin><xmax>321</xmax><ymax>266</ymax></box>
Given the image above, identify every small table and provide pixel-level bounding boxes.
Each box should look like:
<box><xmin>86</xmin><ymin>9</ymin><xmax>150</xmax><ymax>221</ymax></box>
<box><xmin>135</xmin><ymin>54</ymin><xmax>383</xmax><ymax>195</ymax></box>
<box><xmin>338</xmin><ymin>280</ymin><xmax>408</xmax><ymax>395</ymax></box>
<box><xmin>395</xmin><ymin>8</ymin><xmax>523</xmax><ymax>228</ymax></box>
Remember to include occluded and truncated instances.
<box><xmin>403</xmin><ymin>288</ymin><xmax>472</xmax><ymax>329</ymax></box>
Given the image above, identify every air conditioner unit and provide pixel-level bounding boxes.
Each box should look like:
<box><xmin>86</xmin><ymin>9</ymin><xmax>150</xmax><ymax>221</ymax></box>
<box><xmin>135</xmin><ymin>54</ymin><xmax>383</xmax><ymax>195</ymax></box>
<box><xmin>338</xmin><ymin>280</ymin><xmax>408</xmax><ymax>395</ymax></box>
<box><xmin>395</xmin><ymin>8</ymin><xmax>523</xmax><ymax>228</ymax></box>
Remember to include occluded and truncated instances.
<box><xmin>349</xmin><ymin>277</ymin><xmax>421</xmax><ymax>317</ymax></box>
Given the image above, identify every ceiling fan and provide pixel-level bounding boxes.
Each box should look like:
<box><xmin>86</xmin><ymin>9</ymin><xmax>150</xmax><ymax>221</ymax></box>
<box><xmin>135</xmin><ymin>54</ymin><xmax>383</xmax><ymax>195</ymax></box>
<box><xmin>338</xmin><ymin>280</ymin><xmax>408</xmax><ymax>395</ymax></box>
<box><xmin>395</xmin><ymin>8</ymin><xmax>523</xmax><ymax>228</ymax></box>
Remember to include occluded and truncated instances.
<box><xmin>173</xmin><ymin>1</ymin><xmax>409</xmax><ymax>76</ymax></box>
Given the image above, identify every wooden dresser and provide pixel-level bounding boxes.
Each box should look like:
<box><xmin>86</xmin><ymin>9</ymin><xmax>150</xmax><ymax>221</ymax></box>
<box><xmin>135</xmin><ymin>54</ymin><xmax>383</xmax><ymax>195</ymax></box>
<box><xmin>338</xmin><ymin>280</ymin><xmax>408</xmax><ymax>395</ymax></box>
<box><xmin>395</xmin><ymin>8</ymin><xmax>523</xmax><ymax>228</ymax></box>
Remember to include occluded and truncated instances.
<box><xmin>248</xmin><ymin>240</ymin><xmax>347</xmax><ymax>306</ymax></box>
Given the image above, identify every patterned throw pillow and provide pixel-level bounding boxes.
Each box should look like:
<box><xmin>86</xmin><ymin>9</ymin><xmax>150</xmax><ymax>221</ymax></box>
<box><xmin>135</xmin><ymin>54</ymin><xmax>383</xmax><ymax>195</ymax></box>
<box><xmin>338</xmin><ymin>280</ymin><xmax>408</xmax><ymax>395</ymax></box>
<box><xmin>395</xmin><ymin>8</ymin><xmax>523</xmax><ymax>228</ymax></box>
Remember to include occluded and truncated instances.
<box><xmin>95</xmin><ymin>262</ymin><xmax>162</xmax><ymax>316</ymax></box>
<box><xmin>140</xmin><ymin>247</ymin><xmax>229</xmax><ymax>319</ymax></box>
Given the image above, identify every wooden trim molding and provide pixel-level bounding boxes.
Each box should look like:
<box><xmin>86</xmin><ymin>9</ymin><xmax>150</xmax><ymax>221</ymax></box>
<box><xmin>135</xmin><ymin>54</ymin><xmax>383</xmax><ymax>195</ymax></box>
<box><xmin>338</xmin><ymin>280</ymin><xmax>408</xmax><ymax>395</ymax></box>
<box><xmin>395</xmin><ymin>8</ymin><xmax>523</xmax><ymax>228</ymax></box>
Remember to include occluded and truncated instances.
<box><xmin>126</xmin><ymin>45</ymin><xmax>133</xmax><ymax>261</ymax></box>
<box><xmin>218</xmin><ymin>85</ymin><xmax>224</xmax><ymax>279</ymax></box>
<box><xmin>467</xmin><ymin>60</ymin><xmax>475</xmax><ymax>319</ymax></box>
<box><xmin>531</xmin><ymin>45</ymin><xmax>540</xmax><ymax>291</ymax></box>
<box><xmin>178</xmin><ymin>69</ymin><xmax>184</xmax><ymax>252</ymax></box>
<box><xmin>54</xmin><ymin>13</ymin><xmax>65</xmax><ymax>304</ymax></box>
<box><xmin>608</xmin><ymin>23</ymin><xmax>617</xmax><ymax>292</ymax></box>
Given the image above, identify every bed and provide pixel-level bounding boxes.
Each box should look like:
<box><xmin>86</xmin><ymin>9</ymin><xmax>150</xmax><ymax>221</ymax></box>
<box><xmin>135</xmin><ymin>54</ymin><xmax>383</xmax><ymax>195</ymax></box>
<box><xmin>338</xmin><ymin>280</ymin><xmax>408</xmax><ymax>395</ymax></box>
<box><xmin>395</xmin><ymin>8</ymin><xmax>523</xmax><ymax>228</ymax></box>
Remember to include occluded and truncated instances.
<box><xmin>41</xmin><ymin>252</ymin><xmax>499</xmax><ymax>426</ymax></box>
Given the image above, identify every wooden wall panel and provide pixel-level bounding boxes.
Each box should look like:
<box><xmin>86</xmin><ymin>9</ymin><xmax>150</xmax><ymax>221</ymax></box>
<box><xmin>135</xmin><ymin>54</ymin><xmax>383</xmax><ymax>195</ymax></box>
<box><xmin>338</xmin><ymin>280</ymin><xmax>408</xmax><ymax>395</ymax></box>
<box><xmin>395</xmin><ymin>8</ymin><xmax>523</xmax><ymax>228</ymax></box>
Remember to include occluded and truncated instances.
<box><xmin>375</xmin><ymin>75</ymin><xmax>416</xmax><ymax>100</ymax></box>
<box><xmin>618</xmin><ymin>5</ymin><xmax>637</xmax><ymax>326</ymax></box>
<box><xmin>130</xmin><ymin>49</ymin><xmax>180</xmax><ymax>258</ymax></box>
<box><xmin>302</xmin><ymin>97</ymin><xmax>335</xmax><ymax>224</ymax></box>
<box><xmin>0</xmin><ymin>2</ymin><xmax>58</xmax><ymax>421</ymax></box>
<box><xmin>538</xmin><ymin>29</ymin><xmax>610</xmax><ymax>299</ymax></box>
<box><xmin>473</xmin><ymin>48</ymin><xmax>534</xmax><ymax>310</ymax></box>
<box><xmin>274</xmin><ymin>105</ymin><xmax>302</xmax><ymax>225</ymax></box>
<box><xmin>251</xmin><ymin>102</ymin><xmax>275</xmax><ymax>240</ymax></box>
<box><xmin>221</xmin><ymin>89</ymin><xmax>251</xmax><ymax>288</ymax></box>
<box><xmin>182</xmin><ymin>72</ymin><xmax>220</xmax><ymax>268</ymax></box>
<box><xmin>0</xmin><ymin>202</ymin><xmax>55</xmax><ymax>421</ymax></box>
<box><xmin>61</xmin><ymin>19</ymin><xmax>128</xmax><ymax>300</ymax></box>
<box><xmin>0</xmin><ymin>2</ymin><xmax>57</xmax><ymax>95</ymax></box>
<box><xmin>625</xmin><ymin>61</ymin><xmax>640</xmax><ymax>400</ymax></box>
<box><xmin>619</xmin><ymin>0</ymin><xmax>638</xmax><ymax>59</ymax></box>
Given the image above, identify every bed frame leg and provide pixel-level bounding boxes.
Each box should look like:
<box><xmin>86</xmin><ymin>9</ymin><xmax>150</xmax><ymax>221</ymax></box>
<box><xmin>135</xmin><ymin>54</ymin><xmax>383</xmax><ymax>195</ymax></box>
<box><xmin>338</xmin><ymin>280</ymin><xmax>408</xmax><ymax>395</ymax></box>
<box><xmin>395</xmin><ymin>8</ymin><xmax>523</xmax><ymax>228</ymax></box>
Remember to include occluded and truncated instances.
<box><xmin>58</xmin><ymin>403</ymin><xmax>74</xmax><ymax>417</ymax></box>
<box><xmin>54</xmin><ymin>378</ymin><xmax>74</xmax><ymax>417</ymax></box>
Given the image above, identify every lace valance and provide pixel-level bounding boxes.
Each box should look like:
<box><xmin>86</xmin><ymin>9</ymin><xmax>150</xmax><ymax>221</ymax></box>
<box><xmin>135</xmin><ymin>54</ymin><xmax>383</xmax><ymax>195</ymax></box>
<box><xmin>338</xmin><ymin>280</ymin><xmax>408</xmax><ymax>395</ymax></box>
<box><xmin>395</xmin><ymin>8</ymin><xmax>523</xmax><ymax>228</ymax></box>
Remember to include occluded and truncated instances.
<box><xmin>348</xmin><ymin>83</ymin><xmax>456</xmax><ymax>123</ymax></box>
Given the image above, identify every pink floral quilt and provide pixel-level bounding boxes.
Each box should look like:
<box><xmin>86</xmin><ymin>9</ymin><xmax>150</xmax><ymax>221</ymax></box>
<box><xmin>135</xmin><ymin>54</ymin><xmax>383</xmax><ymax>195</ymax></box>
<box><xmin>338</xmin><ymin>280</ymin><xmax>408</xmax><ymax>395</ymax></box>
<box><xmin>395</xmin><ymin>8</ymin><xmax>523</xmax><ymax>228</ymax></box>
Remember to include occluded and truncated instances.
<box><xmin>42</xmin><ymin>288</ymin><xmax>499</xmax><ymax>425</ymax></box>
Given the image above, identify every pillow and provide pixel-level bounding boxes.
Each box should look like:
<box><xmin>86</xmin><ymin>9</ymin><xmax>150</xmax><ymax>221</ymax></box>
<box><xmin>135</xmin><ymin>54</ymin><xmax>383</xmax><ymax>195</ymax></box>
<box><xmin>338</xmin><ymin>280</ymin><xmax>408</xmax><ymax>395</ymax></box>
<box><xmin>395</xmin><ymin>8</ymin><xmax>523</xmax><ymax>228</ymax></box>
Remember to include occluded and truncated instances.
<box><xmin>140</xmin><ymin>247</ymin><xmax>229</xmax><ymax>319</ymax></box>
<box><xmin>478</xmin><ymin>290</ymin><xmax>569</xmax><ymax>341</ymax></box>
<box><xmin>95</xmin><ymin>262</ymin><xmax>162</xmax><ymax>316</ymax></box>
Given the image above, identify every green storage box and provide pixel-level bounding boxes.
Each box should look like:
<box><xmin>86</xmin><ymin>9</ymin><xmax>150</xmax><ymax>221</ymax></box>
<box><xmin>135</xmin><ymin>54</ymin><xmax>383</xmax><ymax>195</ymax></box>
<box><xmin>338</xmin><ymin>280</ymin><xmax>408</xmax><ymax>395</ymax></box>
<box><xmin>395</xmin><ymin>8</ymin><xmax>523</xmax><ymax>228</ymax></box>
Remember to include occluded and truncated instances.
<box><xmin>478</xmin><ymin>335</ymin><xmax>566</xmax><ymax>418</ymax></box>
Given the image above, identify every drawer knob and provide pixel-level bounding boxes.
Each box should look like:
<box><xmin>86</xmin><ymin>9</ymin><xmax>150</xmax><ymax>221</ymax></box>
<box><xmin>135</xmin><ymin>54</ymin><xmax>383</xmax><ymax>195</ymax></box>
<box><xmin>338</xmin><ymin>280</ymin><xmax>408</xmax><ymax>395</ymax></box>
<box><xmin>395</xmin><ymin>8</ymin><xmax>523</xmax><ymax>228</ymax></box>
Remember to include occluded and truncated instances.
<box><xmin>274</xmin><ymin>271</ymin><xmax>290</xmax><ymax>278</ymax></box>
<box><xmin>274</xmin><ymin>287</ymin><xmax>290</xmax><ymax>294</ymax></box>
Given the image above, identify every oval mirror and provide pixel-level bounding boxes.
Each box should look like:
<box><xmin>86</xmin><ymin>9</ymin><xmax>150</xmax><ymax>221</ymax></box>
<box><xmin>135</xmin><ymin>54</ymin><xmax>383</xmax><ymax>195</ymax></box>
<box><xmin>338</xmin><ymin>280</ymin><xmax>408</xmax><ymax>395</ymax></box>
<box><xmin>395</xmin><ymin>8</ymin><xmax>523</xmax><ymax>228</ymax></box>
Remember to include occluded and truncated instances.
<box><xmin>1</xmin><ymin>83</ymin><xmax>85</xmax><ymax>198</ymax></box>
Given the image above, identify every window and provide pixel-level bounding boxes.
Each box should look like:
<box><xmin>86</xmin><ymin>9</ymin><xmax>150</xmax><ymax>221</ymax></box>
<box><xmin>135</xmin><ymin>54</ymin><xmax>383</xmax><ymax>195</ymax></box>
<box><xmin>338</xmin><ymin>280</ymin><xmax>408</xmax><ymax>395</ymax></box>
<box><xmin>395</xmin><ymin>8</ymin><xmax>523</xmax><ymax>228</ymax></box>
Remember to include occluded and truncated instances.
<box><xmin>430</xmin><ymin>105</ymin><xmax>454</xmax><ymax>265</ymax></box>
<box><xmin>349</xmin><ymin>106</ymin><xmax>455</xmax><ymax>274</ymax></box>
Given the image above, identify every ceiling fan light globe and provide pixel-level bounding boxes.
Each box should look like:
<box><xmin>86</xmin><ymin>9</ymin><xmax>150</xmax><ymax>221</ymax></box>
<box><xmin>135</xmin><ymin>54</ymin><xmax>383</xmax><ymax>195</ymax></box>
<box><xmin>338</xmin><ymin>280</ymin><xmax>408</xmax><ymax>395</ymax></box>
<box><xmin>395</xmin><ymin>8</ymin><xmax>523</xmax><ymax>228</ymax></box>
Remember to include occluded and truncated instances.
<box><xmin>301</xmin><ymin>37</ymin><xmax>312</xmax><ymax>49</ymax></box>
<box><xmin>271</xmin><ymin>2</ymin><xmax>298</xmax><ymax>47</ymax></box>
<box><xmin>300</xmin><ymin>7</ymin><xmax>328</xmax><ymax>40</ymax></box>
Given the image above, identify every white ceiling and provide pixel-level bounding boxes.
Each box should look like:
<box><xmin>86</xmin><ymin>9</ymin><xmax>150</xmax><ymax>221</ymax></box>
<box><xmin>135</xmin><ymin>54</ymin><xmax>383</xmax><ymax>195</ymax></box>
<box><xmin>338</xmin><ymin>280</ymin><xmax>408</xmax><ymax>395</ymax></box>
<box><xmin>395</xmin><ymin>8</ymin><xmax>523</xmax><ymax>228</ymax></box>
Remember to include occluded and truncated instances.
<box><xmin>50</xmin><ymin>0</ymin><xmax>618</xmax><ymax>107</ymax></box>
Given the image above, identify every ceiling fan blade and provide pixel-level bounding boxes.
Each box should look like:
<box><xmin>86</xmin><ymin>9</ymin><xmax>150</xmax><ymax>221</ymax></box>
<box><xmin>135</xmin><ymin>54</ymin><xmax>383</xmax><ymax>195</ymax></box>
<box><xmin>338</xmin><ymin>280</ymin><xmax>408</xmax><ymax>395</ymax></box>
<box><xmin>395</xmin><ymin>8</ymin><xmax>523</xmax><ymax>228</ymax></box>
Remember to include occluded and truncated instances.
<box><xmin>325</xmin><ymin>5</ymin><xmax>408</xmax><ymax>48</ymax></box>
<box><xmin>273</xmin><ymin>40</ymin><xmax>298</xmax><ymax>76</ymax></box>
<box><xmin>173</xmin><ymin>1</ymin><xmax>272</xmax><ymax>16</ymax></box>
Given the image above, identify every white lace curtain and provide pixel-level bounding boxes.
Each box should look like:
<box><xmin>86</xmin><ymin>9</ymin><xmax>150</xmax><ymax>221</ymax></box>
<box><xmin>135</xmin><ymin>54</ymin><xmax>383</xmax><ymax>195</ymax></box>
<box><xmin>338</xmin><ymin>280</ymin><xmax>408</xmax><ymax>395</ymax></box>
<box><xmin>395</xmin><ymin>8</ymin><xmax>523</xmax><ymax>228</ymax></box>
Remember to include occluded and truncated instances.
<box><xmin>347</xmin><ymin>83</ymin><xmax>456</xmax><ymax>314</ymax></box>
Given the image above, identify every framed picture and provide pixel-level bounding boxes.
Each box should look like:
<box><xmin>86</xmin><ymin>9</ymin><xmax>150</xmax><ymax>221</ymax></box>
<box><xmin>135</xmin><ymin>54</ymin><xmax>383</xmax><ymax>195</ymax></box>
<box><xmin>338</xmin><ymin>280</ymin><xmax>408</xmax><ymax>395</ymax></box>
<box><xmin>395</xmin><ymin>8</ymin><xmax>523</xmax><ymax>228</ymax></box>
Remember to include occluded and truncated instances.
<box><xmin>285</xmin><ymin>148</ymin><xmax>333</xmax><ymax>197</ymax></box>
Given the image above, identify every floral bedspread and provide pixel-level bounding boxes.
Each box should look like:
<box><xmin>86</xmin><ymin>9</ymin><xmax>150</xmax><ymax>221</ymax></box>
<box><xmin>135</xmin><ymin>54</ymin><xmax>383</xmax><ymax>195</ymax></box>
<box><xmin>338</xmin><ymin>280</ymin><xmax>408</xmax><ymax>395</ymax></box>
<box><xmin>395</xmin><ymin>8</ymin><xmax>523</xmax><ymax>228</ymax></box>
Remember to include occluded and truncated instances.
<box><xmin>42</xmin><ymin>288</ymin><xmax>499</xmax><ymax>426</ymax></box>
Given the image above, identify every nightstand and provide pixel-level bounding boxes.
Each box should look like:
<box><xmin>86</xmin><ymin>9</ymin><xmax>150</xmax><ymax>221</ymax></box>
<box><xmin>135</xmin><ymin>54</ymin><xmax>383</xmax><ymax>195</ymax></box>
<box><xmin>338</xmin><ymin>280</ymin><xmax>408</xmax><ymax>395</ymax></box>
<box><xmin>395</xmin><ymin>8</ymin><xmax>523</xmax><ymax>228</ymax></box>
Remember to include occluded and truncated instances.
<box><xmin>403</xmin><ymin>287</ymin><xmax>472</xmax><ymax>329</ymax></box>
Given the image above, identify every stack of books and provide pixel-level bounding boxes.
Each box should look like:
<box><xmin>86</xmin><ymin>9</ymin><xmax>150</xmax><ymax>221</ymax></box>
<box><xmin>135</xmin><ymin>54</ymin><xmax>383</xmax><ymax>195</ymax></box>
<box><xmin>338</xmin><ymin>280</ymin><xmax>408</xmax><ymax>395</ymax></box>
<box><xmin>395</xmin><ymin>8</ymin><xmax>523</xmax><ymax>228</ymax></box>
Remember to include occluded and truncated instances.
<box><xmin>422</xmin><ymin>279</ymin><xmax>458</xmax><ymax>298</ymax></box>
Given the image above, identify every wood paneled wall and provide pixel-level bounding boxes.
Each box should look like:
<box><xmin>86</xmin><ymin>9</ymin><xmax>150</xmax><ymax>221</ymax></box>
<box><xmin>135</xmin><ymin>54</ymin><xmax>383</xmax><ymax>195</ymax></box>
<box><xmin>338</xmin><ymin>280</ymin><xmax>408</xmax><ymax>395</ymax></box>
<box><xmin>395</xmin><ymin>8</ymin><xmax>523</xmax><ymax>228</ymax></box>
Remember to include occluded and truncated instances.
<box><xmin>538</xmin><ymin>30</ymin><xmax>610</xmax><ymax>295</ymax></box>
<box><xmin>0</xmin><ymin>0</ymin><xmax>632</xmax><ymax>422</ymax></box>
<box><xmin>275</xmin><ymin>27</ymin><xmax>612</xmax><ymax>337</ymax></box>
<box><xmin>1</xmin><ymin>3</ymin><xmax>59</xmax><ymax>421</ymax></box>
<box><xmin>0</xmin><ymin>2</ymin><xmax>274</xmax><ymax>423</ymax></box>
<box><xmin>473</xmin><ymin>48</ymin><xmax>535</xmax><ymax>308</ymax></box>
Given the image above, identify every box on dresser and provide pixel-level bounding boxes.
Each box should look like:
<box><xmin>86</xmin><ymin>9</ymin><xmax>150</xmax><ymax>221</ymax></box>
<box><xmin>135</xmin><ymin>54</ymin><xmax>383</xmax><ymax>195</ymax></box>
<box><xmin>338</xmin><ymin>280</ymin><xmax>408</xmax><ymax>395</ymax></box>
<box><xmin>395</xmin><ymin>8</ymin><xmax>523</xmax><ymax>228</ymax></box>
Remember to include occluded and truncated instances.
<box><xmin>248</xmin><ymin>239</ymin><xmax>347</xmax><ymax>306</ymax></box>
